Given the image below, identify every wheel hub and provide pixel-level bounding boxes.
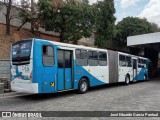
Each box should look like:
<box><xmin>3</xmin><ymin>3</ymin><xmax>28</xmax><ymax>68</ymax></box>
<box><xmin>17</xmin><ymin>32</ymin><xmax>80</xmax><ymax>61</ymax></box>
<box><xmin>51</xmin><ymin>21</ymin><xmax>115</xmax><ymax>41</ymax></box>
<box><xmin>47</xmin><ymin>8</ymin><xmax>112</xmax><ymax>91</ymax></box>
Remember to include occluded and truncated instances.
<box><xmin>81</xmin><ymin>82</ymin><xmax>87</xmax><ymax>92</ymax></box>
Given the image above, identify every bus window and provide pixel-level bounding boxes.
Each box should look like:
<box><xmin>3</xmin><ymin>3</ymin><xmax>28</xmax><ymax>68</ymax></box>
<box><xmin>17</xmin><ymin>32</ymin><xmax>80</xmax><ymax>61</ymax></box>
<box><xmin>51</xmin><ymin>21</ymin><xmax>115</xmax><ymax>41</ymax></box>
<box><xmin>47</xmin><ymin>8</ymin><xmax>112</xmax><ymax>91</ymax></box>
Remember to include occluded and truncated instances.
<box><xmin>98</xmin><ymin>52</ymin><xmax>107</xmax><ymax>66</ymax></box>
<box><xmin>42</xmin><ymin>46</ymin><xmax>54</xmax><ymax>66</ymax></box>
<box><xmin>138</xmin><ymin>59</ymin><xmax>141</xmax><ymax>68</ymax></box>
<box><xmin>88</xmin><ymin>51</ymin><xmax>98</xmax><ymax>66</ymax></box>
<box><xmin>138</xmin><ymin>58</ymin><xmax>143</xmax><ymax>68</ymax></box>
<box><xmin>12</xmin><ymin>40</ymin><xmax>32</xmax><ymax>65</ymax></box>
<box><xmin>76</xmin><ymin>50</ymin><xmax>81</xmax><ymax>59</ymax></box>
<box><xmin>126</xmin><ymin>56</ymin><xmax>132</xmax><ymax>67</ymax></box>
<box><xmin>81</xmin><ymin>50</ymin><xmax>87</xmax><ymax>58</ymax></box>
<box><xmin>58</xmin><ymin>50</ymin><xmax>64</xmax><ymax>68</ymax></box>
<box><xmin>142</xmin><ymin>59</ymin><xmax>147</xmax><ymax>67</ymax></box>
<box><xmin>65</xmin><ymin>51</ymin><xmax>72</xmax><ymax>68</ymax></box>
<box><xmin>119</xmin><ymin>55</ymin><xmax>126</xmax><ymax>67</ymax></box>
<box><xmin>76</xmin><ymin>49</ymin><xmax>87</xmax><ymax>66</ymax></box>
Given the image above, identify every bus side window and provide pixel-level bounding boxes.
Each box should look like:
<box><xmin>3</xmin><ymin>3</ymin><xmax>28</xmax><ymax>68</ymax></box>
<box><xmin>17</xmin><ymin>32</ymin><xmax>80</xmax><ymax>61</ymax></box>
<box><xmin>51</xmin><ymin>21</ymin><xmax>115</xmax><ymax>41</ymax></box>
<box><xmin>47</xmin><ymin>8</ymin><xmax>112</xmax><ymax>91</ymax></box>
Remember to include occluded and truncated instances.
<box><xmin>142</xmin><ymin>59</ymin><xmax>146</xmax><ymax>68</ymax></box>
<box><xmin>88</xmin><ymin>51</ymin><xmax>98</xmax><ymax>66</ymax></box>
<box><xmin>126</xmin><ymin>56</ymin><xmax>132</xmax><ymax>67</ymax></box>
<box><xmin>138</xmin><ymin>59</ymin><xmax>140</xmax><ymax>68</ymax></box>
<box><xmin>99</xmin><ymin>52</ymin><xmax>107</xmax><ymax>66</ymax></box>
<box><xmin>76</xmin><ymin>50</ymin><xmax>81</xmax><ymax>59</ymax></box>
<box><xmin>76</xmin><ymin>49</ymin><xmax>88</xmax><ymax>66</ymax></box>
<box><xmin>138</xmin><ymin>58</ymin><xmax>143</xmax><ymax>68</ymax></box>
<box><xmin>42</xmin><ymin>46</ymin><xmax>54</xmax><ymax>66</ymax></box>
<box><xmin>119</xmin><ymin>55</ymin><xmax>126</xmax><ymax>67</ymax></box>
<box><xmin>65</xmin><ymin>51</ymin><xmax>72</xmax><ymax>68</ymax></box>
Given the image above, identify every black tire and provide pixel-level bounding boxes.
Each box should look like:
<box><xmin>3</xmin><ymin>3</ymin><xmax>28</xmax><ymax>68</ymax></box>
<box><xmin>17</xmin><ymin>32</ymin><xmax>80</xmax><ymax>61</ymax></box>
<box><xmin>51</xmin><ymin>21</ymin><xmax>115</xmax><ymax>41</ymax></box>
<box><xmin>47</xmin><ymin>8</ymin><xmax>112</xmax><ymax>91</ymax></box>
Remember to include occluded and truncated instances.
<box><xmin>144</xmin><ymin>74</ymin><xmax>147</xmax><ymax>81</ymax></box>
<box><xmin>78</xmin><ymin>78</ymin><xmax>89</xmax><ymax>94</ymax></box>
<box><xmin>124</xmin><ymin>75</ymin><xmax>130</xmax><ymax>85</ymax></box>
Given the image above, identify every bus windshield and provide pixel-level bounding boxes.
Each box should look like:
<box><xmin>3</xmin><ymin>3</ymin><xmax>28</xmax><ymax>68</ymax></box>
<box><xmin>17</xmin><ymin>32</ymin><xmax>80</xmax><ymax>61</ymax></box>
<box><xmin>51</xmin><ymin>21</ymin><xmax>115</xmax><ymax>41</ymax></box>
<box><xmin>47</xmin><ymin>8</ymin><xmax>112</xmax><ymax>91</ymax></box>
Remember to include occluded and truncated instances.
<box><xmin>12</xmin><ymin>40</ymin><xmax>32</xmax><ymax>63</ymax></box>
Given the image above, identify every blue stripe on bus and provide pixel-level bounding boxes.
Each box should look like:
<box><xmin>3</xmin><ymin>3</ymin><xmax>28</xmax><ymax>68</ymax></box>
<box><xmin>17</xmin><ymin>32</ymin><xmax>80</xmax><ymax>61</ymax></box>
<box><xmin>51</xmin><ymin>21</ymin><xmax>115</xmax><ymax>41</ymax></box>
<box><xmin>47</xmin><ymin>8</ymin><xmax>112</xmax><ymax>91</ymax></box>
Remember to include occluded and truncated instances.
<box><xmin>74</xmin><ymin>61</ymin><xmax>107</xmax><ymax>89</ymax></box>
<box><xmin>133</xmin><ymin>67</ymin><xmax>147</xmax><ymax>80</ymax></box>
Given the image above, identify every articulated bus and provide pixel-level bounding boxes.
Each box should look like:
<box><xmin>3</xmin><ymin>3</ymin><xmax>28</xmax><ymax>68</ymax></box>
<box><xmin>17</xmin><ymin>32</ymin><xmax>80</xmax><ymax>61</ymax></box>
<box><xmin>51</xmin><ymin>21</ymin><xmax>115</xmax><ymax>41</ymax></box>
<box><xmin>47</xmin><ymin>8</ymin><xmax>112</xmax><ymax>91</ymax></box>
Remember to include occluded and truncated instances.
<box><xmin>11</xmin><ymin>38</ymin><xmax>150</xmax><ymax>94</ymax></box>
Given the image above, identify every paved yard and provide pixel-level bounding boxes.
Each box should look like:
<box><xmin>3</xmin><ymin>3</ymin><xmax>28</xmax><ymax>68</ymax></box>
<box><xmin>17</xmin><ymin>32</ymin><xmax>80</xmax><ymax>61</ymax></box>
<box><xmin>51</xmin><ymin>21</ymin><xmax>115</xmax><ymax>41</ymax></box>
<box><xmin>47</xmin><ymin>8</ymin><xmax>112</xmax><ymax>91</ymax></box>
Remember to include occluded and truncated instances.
<box><xmin>0</xmin><ymin>79</ymin><xmax>160</xmax><ymax>119</ymax></box>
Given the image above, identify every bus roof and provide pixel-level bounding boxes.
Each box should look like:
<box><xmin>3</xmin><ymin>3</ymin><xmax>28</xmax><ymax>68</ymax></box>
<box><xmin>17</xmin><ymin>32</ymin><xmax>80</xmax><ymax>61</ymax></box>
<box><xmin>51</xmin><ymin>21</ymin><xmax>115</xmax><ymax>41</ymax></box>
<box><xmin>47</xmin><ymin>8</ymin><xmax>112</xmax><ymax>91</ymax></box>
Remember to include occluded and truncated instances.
<box><xmin>35</xmin><ymin>38</ymin><xmax>109</xmax><ymax>52</ymax></box>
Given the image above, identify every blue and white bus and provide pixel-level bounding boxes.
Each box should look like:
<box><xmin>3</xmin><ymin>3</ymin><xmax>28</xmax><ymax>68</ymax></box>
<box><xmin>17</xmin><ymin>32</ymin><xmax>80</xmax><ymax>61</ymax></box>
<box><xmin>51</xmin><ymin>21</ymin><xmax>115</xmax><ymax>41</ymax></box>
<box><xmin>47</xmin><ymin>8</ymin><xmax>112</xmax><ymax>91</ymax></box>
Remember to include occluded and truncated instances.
<box><xmin>11</xmin><ymin>38</ymin><xmax>150</xmax><ymax>94</ymax></box>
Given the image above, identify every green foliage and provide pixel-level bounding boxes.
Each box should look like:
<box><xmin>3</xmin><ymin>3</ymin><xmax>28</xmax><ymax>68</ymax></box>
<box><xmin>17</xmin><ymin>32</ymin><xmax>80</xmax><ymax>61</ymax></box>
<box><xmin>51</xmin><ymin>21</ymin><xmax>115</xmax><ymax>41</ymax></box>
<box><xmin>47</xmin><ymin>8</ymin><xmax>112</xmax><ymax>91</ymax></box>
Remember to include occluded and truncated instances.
<box><xmin>94</xmin><ymin>0</ymin><xmax>116</xmax><ymax>48</ymax></box>
<box><xmin>19</xmin><ymin>9</ymin><xmax>32</xmax><ymax>23</ymax></box>
<box><xmin>18</xmin><ymin>0</ymin><xmax>38</xmax><ymax>31</ymax></box>
<box><xmin>115</xmin><ymin>17</ymin><xmax>160</xmax><ymax>47</ymax></box>
<box><xmin>38</xmin><ymin>0</ymin><xmax>95</xmax><ymax>43</ymax></box>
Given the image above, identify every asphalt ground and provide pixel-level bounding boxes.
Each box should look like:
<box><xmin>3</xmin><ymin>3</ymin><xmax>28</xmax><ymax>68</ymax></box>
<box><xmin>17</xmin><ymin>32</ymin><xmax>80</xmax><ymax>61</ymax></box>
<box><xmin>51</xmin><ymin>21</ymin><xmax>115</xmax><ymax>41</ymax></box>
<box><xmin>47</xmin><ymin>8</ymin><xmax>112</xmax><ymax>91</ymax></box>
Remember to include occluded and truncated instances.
<box><xmin>0</xmin><ymin>79</ymin><xmax>160</xmax><ymax>120</ymax></box>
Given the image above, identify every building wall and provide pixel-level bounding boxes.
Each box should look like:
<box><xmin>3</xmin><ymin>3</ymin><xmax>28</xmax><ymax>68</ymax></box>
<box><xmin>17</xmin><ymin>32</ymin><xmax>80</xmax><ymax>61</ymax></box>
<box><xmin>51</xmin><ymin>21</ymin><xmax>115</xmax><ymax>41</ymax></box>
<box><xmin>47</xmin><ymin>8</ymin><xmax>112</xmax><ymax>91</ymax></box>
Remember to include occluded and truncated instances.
<box><xmin>0</xmin><ymin>60</ymin><xmax>10</xmax><ymax>81</ymax></box>
<box><xmin>0</xmin><ymin>2</ymin><xmax>59</xmax><ymax>36</ymax></box>
<box><xmin>78</xmin><ymin>36</ymin><xmax>95</xmax><ymax>46</ymax></box>
<box><xmin>0</xmin><ymin>23</ymin><xmax>60</xmax><ymax>59</ymax></box>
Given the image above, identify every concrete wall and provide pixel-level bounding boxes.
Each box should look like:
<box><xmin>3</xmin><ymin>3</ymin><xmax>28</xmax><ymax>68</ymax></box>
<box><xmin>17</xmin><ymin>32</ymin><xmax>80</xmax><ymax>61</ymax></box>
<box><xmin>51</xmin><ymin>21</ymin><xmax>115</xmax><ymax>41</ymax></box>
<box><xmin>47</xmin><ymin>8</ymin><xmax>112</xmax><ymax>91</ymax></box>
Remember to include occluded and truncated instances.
<box><xmin>0</xmin><ymin>2</ymin><xmax>59</xmax><ymax>36</ymax></box>
<box><xmin>0</xmin><ymin>60</ymin><xmax>11</xmax><ymax>81</ymax></box>
<box><xmin>78</xmin><ymin>36</ymin><xmax>95</xmax><ymax>46</ymax></box>
<box><xmin>0</xmin><ymin>23</ymin><xmax>60</xmax><ymax>59</ymax></box>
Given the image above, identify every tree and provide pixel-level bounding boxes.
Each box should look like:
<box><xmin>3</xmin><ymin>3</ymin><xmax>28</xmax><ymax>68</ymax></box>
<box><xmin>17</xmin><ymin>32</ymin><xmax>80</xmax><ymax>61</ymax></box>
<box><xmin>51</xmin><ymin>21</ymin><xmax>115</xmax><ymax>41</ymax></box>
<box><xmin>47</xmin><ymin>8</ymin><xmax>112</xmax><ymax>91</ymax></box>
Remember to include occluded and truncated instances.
<box><xmin>38</xmin><ymin>0</ymin><xmax>95</xmax><ymax>43</ymax></box>
<box><xmin>114</xmin><ymin>17</ymin><xmax>160</xmax><ymax>48</ymax></box>
<box><xmin>31</xmin><ymin>0</ymin><xmax>34</xmax><ymax>32</ymax></box>
<box><xmin>2</xmin><ymin>0</ymin><xmax>14</xmax><ymax>35</ymax></box>
<box><xmin>94</xmin><ymin>0</ymin><xmax>116</xmax><ymax>48</ymax></box>
<box><xmin>18</xmin><ymin>0</ymin><xmax>31</xmax><ymax>31</ymax></box>
<box><xmin>18</xmin><ymin>0</ymin><xmax>38</xmax><ymax>32</ymax></box>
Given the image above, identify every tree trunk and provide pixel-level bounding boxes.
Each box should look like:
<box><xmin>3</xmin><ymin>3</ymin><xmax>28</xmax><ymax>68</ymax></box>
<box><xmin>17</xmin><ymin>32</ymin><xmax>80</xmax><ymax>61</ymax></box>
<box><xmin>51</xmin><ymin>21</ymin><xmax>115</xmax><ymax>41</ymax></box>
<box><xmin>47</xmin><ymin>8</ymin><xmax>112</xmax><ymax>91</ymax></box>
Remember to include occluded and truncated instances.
<box><xmin>17</xmin><ymin>22</ymin><xmax>26</xmax><ymax>31</ymax></box>
<box><xmin>5</xmin><ymin>0</ymin><xmax>12</xmax><ymax>35</ymax></box>
<box><xmin>6</xmin><ymin>14</ymin><xmax>10</xmax><ymax>35</ymax></box>
<box><xmin>60</xmin><ymin>30</ymin><xmax>64</xmax><ymax>42</ymax></box>
<box><xmin>31</xmin><ymin>0</ymin><xmax>34</xmax><ymax>33</ymax></box>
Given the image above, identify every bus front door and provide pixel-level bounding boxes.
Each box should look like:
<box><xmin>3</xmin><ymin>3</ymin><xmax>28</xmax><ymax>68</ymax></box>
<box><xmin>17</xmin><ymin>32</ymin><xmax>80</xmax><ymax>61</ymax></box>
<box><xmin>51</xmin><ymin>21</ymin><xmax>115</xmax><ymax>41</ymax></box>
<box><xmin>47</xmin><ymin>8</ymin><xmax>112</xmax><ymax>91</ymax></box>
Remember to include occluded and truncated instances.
<box><xmin>57</xmin><ymin>49</ymin><xmax>73</xmax><ymax>91</ymax></box>
<box><xmin>133</xmin><ymin>59</ymin><xmax>138</xmax><ymax>80</ymax></box>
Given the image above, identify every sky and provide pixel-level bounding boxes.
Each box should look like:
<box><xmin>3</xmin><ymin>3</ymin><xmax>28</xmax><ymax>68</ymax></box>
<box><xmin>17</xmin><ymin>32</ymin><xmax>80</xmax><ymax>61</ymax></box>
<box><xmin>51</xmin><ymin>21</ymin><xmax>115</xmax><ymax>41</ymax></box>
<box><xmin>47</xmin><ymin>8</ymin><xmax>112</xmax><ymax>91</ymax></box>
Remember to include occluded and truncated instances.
<box><xmin>13</xmin><ymin>0</ymin><xmax>160</xmax><ymax>27</ymax></box>
<box><xmin>89</xmin><ymin>0</ymin><xmax>160</xmax><ymax>26</ymax></box>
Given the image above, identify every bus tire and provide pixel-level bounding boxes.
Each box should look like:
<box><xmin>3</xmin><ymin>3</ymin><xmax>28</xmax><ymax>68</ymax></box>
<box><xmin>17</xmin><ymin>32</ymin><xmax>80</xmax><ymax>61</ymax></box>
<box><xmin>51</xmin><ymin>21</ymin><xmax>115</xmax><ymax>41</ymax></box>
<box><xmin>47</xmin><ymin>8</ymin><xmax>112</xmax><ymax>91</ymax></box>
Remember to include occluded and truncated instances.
<box><xmin>124</xmin><ymin>75</ymin><xmax>130</xmax><ymax>85</ymax></box>
<box><xmin>78</xmin><ymin>78</ymin><xmax>89</xmax><ymax>94</ymax></box>
<box><xmin>144</xmin><ymin>74</ymin><xmax>147</xmax><ymax>81</ymax></box>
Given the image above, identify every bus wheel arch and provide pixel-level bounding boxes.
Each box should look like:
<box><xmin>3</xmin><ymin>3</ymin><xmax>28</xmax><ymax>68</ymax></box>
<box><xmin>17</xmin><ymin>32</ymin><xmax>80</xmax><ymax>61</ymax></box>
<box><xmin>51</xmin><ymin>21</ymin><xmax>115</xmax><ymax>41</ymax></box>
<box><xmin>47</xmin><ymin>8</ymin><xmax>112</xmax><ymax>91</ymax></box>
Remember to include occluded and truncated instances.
<box><xmin>126</xmin><ymin>73</ymin><xmax>130</xmax><ymax>80</ymax></box>
<box><xmin>78</xmin><ymin>76</ymin><xmax>90</xmax><ymax>94</ymax></box>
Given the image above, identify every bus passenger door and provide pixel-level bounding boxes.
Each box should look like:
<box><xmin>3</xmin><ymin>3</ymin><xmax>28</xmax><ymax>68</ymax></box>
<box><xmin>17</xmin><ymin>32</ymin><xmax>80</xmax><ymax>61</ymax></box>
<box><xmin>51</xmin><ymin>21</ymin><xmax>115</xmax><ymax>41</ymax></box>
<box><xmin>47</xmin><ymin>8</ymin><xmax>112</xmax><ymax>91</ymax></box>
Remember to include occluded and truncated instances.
<box><xmin>57</xmin><ymin>49</ymin><xmax>73</xmax><ymax>91</ymax></box>
<box><xmin>133</xmin><ymin>59</ymin><xmax>138</xmax><ymax>80</ymax></box>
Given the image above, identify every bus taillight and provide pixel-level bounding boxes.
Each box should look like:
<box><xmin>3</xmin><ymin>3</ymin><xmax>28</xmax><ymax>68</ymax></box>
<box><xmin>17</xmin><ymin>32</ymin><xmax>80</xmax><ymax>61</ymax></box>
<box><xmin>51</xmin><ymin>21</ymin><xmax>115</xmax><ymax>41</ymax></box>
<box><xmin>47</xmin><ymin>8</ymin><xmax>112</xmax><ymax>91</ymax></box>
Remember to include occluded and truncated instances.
<box><xmin>30</xmin><ymin>73</ymin><xmax>32</xmax><ymax>80</ymax></box>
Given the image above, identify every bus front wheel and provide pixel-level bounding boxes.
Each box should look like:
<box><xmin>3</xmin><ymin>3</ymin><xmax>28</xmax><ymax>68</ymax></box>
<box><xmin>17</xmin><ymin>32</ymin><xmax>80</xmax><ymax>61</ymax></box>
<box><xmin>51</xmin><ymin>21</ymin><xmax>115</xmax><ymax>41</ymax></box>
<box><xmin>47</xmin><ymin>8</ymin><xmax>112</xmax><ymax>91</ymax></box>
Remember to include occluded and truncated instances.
<box><xmin>78</xmin><ymin>78</ymin><xmax>89</xmax><ymax>94</ymax></box>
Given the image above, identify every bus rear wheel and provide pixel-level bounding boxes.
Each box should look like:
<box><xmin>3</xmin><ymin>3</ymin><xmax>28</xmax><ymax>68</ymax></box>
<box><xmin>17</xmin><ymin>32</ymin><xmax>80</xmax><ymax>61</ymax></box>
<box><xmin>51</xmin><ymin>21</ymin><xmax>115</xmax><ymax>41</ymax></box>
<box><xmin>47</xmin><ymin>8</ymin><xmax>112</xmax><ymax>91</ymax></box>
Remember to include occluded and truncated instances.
<box><xmin>144</xmin><ymin>74</ymin><xmax>147</xmax><ymax>81</ymax></box>
<box><xmin>124</xmin><ymin>75</ymin><xmax>130</xmax><ymax>85</ymax></box>
<box><xmin>78</xmin><ymin>78</ymin><xmax>89</xmax><ymax>94</ymax></box>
